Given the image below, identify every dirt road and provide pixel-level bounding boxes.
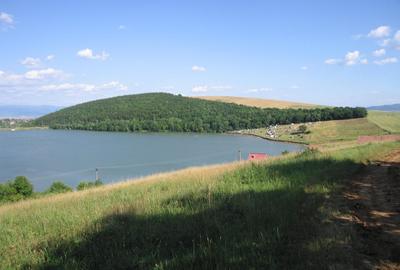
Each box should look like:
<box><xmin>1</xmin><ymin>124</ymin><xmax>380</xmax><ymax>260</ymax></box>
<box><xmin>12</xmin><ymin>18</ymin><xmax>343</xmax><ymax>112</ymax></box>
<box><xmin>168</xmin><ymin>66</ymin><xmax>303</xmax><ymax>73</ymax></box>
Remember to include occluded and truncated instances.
<box><xmin>343</xmin><ymin>149</ymin><xmax>400</xmax><ymax>269</ymax></box>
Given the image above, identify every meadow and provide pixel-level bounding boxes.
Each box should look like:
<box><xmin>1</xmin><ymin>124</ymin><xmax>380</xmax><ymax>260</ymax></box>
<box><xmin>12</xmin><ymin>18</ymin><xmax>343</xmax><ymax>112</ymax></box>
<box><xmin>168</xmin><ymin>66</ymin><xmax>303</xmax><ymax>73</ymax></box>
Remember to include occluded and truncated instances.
<box><xmin>1</xmin><ymin>141</ymin><xmax>399</xmax><ymax>269</ymax></box>
<box><xmin>367</xmin><ymin>110</ymin><xmax>400</xmax><ymax>133</ymax></box>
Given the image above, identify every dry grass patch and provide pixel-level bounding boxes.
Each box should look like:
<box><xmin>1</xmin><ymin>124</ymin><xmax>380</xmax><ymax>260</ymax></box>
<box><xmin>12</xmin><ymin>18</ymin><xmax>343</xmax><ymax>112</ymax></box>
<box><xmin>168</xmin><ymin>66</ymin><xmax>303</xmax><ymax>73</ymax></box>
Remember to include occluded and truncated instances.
<box><xmin>196</xmin><ymin>96</ymin><xmax>319</xmax><ymax>109</ymax></box>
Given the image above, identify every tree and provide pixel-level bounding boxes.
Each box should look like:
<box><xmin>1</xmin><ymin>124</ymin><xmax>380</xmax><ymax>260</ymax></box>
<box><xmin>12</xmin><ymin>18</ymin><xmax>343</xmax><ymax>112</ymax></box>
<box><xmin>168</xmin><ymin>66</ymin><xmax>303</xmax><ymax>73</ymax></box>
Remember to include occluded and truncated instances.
<box><xmin>46</xmin><ymin>181</ymin><xmax>72</xmax><ymax>194</ymax></box>
<box><xmin>13</xmin><ymin>176</ymin><xmax>33</xmax><ymax>197</ymax></box>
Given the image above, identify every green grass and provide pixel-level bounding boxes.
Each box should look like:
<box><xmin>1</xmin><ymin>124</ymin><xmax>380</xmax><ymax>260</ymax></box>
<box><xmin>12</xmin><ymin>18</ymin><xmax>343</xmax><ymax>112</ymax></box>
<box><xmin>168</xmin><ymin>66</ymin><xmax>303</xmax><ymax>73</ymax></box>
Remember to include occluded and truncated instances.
<box><xmin>0</xmin><ymin>142</ymin><xmax>399</xmax><ymax>269</ymax></box>
<box><xmin>367</xmin><ymin>110</ymin><xmax>400</xmax><ymax>133</ymax></box>
<box><xmin>245</xmin><ymin>117</ymin><xmax>388</xmax><ymax>145</ymax></box>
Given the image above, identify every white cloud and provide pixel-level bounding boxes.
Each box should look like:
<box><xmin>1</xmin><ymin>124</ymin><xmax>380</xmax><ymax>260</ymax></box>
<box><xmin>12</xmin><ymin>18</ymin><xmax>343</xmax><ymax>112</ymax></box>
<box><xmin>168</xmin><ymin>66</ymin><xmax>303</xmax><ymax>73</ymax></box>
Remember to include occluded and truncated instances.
<box><xmin>324</xmin><ymin>58</ymin><xmax>341</xmax><ymax>65</ymax></box>
<box><xmin>118</xmin><ymin>25</ymin><xmax>126</xmax><ymax>30</ymax></box>
<box><xmin>192</xmin><ymin>85</ymin><xmax>208</xmax><ymax>92</ymax></box>
<box><xmin>290</xmin><ymin>85</ymin><xmax>300</xmax><ymax>89</ymax></box>
<box><xmin>40</xmin><ymin>81</ymin><xmax>128</xmax><ymax>92</ymax></box>
<box><xmin>25</xmin><ymin>68</ymin><xmax>64</xmax><ymax>80</ymax></box>
<box><xmin>246</xmin><ymin>87</ymin><xmax>272</xmax><ymax>93</ymax></box>
<box><xmin>373</xmin><ymin>48</ymin><xmax>386</xmax><ymax>57</ymax></box>
<box><xmin>77</xmin><ymin>48</ymin><xmax>109</xmax><ymax>60</ymax></box>
<box><xmin>326</xmin><ymin>51</ymin><xmax>365</xmax><ymax>66</ymax></box>
<box><xmin>368</xmin><ymin>25</ymin><xmax>391</xmax><ymax>38</ymax></box>
<box><xmin>0</xmin><ymin>12</ymin><xmax>14</xmax><ymax>29</ymax></box>
<box><xmin>379</xmin><ymin>39</ymin><xmax>391</xmax><ymax>47</ymax></box>
<box><xmin>21</xmin><ymin>57</ymin><xmax>41</xmax><ymax>68</ymax></box>
<box><xmin>395</xmin><ymin>30</ymin><xmax>400</xmax><ymax>42</ymax></box>
<box><xmin>46</xmin><ymin>55</ymin><xmax>55</xmax><ymax>61</ymax></box>
<box><xmin>301</xmin><ymin>66</ymin><xmax>308</xmax><ymax>70</ymax></box>
<box><xmin>191</xmin><ymin>65</ymin><xmax>206</xmax><ymax>72</ymax></box>
<box><xmin>374</xmin><ymin>57</ymin><xmax>398</xmax><ymax>65</ymax></box>
<box><xmin>344</xmin><ymin>51</ymin><xmax>360</xmax><ymax>66</ymax></box>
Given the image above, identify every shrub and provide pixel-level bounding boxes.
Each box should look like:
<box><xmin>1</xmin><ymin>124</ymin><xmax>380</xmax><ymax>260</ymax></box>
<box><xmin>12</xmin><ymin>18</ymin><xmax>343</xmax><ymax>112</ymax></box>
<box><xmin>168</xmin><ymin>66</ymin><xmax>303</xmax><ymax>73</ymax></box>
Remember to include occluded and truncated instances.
<box><xmin>12</xmin><ymin>176</ymin><xmax>33</xmax><ymax>197</ymax></box>
<box><xmin>298</xmin><ymin>124</ymin><xmax>308</xmax><ymax>133</ymax></box>
<box><xmin>77</xmin><ymin>180</ymin><xmax>103</xmax><ymax>191</ymax></box>
<box><xmin>46</xmin><ymin>181</ymin><xmax>73</xmax><ymax>194</ymax></box>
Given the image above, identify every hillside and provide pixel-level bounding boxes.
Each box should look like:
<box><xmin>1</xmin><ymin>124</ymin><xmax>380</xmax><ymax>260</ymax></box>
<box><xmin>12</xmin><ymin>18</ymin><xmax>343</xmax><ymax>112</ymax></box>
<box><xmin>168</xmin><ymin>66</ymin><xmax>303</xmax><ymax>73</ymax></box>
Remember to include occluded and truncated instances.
<box><xmin>1</xmin><ymin>142</ymin><xmax>399</xmax><ymax>269</ymax></box>
<box><xmin>34</xmin><ymin>93</ymin><xmax>366</xmax><ymax>133</ymax></box>
<box><xmin>196</xmin><ymin>96</ymin><xmax>320</xmax><ymax>109</ymax></box>
<box><xmin>367</xmin><ymin>103</ymin><xmax>400</xmax><ymax>112</ymax></box>
<box><xmin>367</xmin><ymin>110</ymin><xmax>400</xmax><ymax>133</ymax></box>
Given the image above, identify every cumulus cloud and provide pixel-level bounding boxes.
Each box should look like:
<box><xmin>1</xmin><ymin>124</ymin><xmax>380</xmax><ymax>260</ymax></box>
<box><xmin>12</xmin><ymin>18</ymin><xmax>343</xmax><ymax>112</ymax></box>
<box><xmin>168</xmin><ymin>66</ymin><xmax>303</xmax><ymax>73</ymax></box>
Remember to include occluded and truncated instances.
<box><xmin>0</xmin><ymin>68</ymin><xmax>66</xmax><ymax>86</ymax></box>
<box><xmin>192</xmin><ymin>85</ymin><xmax>208</xmax><ymax>92</ymax></box>
<box><xmin>191</xmin><ymin>65</ymin><xmax>206</xmax><ymax>72</ymax></box>
<box><xmin>77</xmin><ymin>48</ymin><xmax>109</xmax><ymax>60</ymax></box>
<box><xmin>373</xmin><ymin>48</ymin><xmax>386</xmax><ymax>57</ymax></box>
<box><xmin>325</xmin><ymin>51</ymin><xmax>367</xmax><ymax>66</ymax></box>
<box><xmin>379</xmin><ymin>39</ymin><xmax>391</xmax><ymax>47</ymax></box>
<box><xmin>344</xmin><ymin>51</ymin><xmax>360</xmax><ymax>66</ymax></box>
<box><xmin>0</xmin><ymin>12</ymin><xmax>14</xmax><ymax>29</ymax></box>
<box><xmin>25</xmin><ymin>68</ymin><xmax>64</xmax><ymax>80</ymax></box>
<box><xmin>374</xmin><ymin>57</ymin><xmax>398</xmax><ymax>65</ymax></box>
<box><xmin>21</xmin><ymin>57</ymin><xmax>41</xmax><ymax>68</ymax></box>
<box><xmin>46</xmin><ymin>55</ymin><xmax>55</xmax><ymax>61</ymax></box>
<box><xmin>395</xmin><ymin>30</ymin><xmax>400</xmax><ymax>42</ymax></box>
<box><xmin>324</xmin><ymin>58</ymin><xmax>341</xmax><ymax>65</ymax></box>
<box><xmin>40</xmin><ymin>81</ymin><xmax>128</xmax><ymax>92</ymax></box>
<box><xmin>368</xmin><ymin>26</ymin><xmax>391</xmax><ymax>38</ymax></box>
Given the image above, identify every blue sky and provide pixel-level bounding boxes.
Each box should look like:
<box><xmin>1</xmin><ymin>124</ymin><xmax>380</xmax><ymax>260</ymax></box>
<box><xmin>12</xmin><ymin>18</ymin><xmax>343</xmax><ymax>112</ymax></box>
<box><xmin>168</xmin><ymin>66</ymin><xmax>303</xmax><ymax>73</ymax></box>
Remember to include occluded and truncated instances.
<box><xmin>0</xmin><ymin>0</ymin><xmax>399</xmax><ymax>106</ymax></box>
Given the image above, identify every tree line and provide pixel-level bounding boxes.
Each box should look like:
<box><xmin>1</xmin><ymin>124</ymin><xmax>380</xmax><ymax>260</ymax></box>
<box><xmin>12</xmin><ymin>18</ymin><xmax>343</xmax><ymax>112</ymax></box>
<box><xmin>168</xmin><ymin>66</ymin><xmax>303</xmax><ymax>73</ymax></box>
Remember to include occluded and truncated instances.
<box><xmin>34</xmin><ymin>93</ymin><xmax>368</xmax><ymax>133</ymax></box>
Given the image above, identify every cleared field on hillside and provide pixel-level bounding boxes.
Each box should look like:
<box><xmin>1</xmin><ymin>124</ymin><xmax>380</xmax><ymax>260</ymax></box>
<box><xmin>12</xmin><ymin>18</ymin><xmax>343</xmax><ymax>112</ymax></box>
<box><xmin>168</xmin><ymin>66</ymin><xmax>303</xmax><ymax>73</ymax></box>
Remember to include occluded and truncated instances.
<box><xmin>367</xmin><ymin>110</ymin><xmax>400</xmax><ymax>133</ymax></box>
<box><xmin>244</xmin><ymin>118</ymin><xmax>388</xmax><ymax>145</ymax></box>
<box><xmin>196</xmin><ymin>96</ymin><xmax>319</xmax><ymax>109</ymax></box>
<box><xmin>1</xmin><ymin>142</ymin><xmax>398</xmax><ymax>269</ymax></box>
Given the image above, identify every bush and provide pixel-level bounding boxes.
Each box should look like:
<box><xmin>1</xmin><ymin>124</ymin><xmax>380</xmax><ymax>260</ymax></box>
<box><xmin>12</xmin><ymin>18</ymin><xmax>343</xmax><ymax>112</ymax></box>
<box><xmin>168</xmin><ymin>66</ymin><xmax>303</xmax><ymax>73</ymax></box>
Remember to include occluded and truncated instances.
<box><xmin>298</xmin><ymin>124</ymin><xmax>307</xmax><ymax>133</ymax></box>
<box><xmin>12</xmin><ymin>176</ymin><xmax>33</xmax><ymax>197</ymax></box>
<box><xmin>46</xmin><ymin>181</ymin><xmax>73</xmax><ymax>194</ymax></box>
<box><xmin>0</xmin><ymin>176</ymin><xmax>33</xmax><ymax>202</ymax></box>
<box><xmin>77</xmin><ymin>180</ymin><xmax>103</xmax><ymax>191</ymax></box>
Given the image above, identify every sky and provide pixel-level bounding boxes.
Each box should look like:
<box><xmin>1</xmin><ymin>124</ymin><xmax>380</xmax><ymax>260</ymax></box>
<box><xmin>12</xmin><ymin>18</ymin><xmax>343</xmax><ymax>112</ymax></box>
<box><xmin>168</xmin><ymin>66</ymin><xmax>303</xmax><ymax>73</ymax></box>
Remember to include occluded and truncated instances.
<box><xmin>0</xmin><ymin>0</ymin><xmax>399</xmax><ymax>107</ymax></box>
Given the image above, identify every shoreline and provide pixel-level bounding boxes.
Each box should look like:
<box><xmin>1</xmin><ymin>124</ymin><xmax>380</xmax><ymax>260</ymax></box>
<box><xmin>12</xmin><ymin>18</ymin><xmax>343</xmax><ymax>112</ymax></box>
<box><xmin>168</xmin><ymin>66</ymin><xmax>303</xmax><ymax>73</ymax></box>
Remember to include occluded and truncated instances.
<box><xmin>228</xmin><ymin>130</ymin><xmax>310</xmax><ymax>146</ymax></box>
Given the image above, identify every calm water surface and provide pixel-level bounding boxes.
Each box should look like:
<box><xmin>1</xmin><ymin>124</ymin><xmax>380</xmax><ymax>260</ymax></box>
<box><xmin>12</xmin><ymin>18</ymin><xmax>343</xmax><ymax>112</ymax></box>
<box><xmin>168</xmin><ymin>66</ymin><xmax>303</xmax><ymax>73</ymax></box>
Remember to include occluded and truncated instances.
<box><xmin>0</xmin><ymin>130</ymin><xmax>304</xmax><ymax>191</ymax></box>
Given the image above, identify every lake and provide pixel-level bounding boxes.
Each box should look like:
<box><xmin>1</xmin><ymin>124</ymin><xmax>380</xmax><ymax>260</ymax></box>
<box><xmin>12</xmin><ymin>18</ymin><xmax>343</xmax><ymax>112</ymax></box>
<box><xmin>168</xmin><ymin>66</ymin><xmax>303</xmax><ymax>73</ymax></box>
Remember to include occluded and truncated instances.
<box><xmin>0</xmin><ymin>130</ymin><xmax>304</xmax><ymax>191</ymax></box>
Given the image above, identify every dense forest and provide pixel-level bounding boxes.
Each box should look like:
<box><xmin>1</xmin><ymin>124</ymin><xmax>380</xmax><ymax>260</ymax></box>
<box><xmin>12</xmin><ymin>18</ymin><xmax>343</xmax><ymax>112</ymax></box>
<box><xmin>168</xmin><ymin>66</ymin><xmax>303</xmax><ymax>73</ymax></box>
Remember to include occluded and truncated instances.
<box><xmin>34</xmin><ymin>93</ymin><xmax>367</xmax><ymax>133</ymax></box>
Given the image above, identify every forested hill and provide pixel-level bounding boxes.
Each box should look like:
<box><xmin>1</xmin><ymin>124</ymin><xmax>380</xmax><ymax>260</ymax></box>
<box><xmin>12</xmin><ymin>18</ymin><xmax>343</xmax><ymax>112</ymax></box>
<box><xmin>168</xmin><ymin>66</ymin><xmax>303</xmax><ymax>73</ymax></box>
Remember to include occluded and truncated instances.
<box><xmin>34</xmin><ymin>93</ymin><xmax>367</xmax><ymax>132</ymax></box>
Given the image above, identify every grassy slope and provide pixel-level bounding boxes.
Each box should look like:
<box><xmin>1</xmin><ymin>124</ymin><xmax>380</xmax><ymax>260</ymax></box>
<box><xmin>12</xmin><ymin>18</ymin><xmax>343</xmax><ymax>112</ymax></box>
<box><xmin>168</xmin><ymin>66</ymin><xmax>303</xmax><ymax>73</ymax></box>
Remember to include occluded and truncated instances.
<box><xmin>246</xmin><ymin>118</ymin><xmax>388</xmax><ymax>145</ymax></box>
<box><xmin>196</xmin><ymin>96</ymin><xmax>320</xmax><ymax>109</ymax></box>
<box><xmin>1</xmin><ymin>142</ymin><xmax>399</xmax><ymax>269</ymax></box>
<box><xmin>367</xmin><ymin>110</ymin><xmax>400</xmax><ymax>133</ymax></box>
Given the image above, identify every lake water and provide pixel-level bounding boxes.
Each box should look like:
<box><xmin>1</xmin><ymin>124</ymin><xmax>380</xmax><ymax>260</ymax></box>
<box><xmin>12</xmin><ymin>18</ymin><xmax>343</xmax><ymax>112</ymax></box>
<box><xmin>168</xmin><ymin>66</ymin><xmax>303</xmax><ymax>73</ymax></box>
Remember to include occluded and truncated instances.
<box><xmin>0</xmin><ymin>130</ymin><xmax>304</xmax><ymax>191</ymax></box>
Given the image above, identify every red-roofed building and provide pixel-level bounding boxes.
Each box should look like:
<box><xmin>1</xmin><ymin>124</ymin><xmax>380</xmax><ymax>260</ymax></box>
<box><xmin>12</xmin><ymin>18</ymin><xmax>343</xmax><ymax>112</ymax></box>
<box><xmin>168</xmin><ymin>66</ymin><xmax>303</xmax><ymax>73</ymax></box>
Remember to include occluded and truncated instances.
<box><xmin>248</xmin><ymin>153</ymin><xmax>268</xmax><ymax>160</ymax></box>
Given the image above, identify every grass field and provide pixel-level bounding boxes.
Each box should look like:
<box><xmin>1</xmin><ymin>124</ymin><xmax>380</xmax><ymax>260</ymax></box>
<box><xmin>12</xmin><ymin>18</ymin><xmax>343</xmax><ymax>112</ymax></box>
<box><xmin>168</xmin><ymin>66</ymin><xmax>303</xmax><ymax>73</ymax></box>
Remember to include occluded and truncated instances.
<box><xmin>367</xmin><ymin>110</ymin><xmax>400</xmax><ymax>133</ymax></box>
<box><xmin>196</xmin><ymin>96</ymin><xmax>320</xmax><ymax>109</ymax></box>
<box><xmin>1</xmin><ymin>142</ymin><xmax>399</xmax><ymax>269</ymax></box>
<box><xmin>242</xmin><ymin>117</ymin><xmax>389</xmax><ymax>145</ymax></box>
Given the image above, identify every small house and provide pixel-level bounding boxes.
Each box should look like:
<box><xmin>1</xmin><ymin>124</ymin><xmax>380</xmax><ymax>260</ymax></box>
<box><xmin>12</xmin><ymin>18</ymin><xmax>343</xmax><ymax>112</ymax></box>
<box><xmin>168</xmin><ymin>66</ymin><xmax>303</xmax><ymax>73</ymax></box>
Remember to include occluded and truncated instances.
<box><xmin>248</xmin><ymin>153</ymin><xmax>268</xmax><ymax>160</ymax></box>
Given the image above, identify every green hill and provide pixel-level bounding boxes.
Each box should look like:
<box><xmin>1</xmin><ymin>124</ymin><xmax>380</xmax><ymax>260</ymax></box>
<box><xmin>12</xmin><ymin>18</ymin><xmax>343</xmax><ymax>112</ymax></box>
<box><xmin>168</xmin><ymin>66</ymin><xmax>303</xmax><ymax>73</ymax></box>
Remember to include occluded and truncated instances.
<box><xmin>34</xmin><ymin>93</ymin><xmax>366</xmax><ymax>133</ymax></box>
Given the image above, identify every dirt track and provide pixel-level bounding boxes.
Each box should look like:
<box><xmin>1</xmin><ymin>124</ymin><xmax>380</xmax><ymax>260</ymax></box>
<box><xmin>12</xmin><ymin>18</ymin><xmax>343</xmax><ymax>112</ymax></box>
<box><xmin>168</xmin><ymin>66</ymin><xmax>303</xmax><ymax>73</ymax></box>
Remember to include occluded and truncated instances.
<box><xmin>343</xmin><ymin>149</ymin><xmax>400</xmax><ymax>269</ymax></box>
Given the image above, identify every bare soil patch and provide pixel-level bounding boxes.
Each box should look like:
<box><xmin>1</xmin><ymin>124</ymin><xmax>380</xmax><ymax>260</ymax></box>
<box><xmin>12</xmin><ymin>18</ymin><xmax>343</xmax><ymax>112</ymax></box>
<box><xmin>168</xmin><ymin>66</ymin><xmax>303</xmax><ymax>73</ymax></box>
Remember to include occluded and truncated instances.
<box><xmin>342</xmin><ymin>149</ymin><xmax>400</xmax><ymax>269</ymax></box>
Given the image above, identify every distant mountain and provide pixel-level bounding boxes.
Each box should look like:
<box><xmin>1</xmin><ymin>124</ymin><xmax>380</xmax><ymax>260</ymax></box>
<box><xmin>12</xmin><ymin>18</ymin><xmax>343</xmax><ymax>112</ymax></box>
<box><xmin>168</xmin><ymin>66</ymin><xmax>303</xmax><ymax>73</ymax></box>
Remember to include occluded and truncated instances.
<box><xmin>34</xmin><ymin>92</ymin><xmax>367</xmax><ymax>133</ymax></box>
<box><xmin>0</xmin><ymin>105</ymin><xmax>62</xmax><ymax>119</ymax></box>
<box><xmin>367</xmin><ymin>104</ymin><xmax>400</xmax><ymax>112</ymax></box>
